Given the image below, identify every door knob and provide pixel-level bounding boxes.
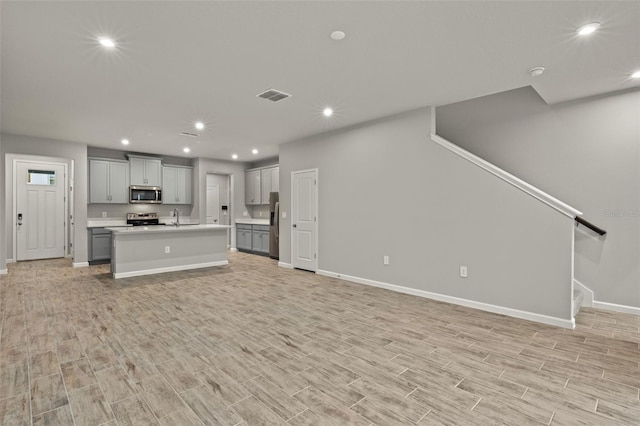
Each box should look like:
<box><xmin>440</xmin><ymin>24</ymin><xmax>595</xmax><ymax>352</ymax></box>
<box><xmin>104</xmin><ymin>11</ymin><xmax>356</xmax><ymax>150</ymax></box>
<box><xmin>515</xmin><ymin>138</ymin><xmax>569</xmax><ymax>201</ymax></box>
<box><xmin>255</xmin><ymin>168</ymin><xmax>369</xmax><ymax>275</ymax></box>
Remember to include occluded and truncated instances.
<box><xmin>292</xmin><ymin>224</ymin><xmax>297</xmax><ymax>228</ymax></box>
<box><xmin>17</xmin><ymin>213</ymin><xmax>23</xmax><ymax>226</ymax></box>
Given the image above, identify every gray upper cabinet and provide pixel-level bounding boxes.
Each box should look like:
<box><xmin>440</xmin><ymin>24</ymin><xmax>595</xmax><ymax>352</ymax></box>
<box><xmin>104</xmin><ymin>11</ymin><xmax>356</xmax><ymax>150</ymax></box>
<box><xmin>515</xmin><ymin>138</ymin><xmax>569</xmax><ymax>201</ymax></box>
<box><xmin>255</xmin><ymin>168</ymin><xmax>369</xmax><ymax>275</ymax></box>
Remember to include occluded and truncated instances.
<box><xmin>129</xmin><ymin>156</ymin><xmax>162</xmax><ymax>186</ymax></box>
<box><xmin>245</xmin><ymin>169</ymin><xmax>261</xmax><ymax>205</ymax></box>
<box><xmin>89</xmin><ymin>159</ymin><xmax>129</xmax><ymax>204</ymax></box>
<box><xmin>162</xmin><ymin>165</ymin><xmax>192</xmax><ymax>205</ymax></box>
<box><xmin>246</xmin><ymin>166</ymin><xmax>279</xmax><ymax>205</ymax></box>
<box><xmin>260</xmin><ymin>166</ymin><xmax>279</xmax><ymax>204</ymax></box>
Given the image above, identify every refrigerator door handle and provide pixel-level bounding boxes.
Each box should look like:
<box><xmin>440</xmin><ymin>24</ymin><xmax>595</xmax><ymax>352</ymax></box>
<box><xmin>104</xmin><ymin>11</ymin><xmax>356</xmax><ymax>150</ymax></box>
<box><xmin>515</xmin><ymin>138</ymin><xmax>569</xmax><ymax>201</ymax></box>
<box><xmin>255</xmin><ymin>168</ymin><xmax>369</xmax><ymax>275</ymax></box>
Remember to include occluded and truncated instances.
<box><xmin>274</xmin><ymin>201</ymin><xmax>279</xmax><ymax>241</ymax></box>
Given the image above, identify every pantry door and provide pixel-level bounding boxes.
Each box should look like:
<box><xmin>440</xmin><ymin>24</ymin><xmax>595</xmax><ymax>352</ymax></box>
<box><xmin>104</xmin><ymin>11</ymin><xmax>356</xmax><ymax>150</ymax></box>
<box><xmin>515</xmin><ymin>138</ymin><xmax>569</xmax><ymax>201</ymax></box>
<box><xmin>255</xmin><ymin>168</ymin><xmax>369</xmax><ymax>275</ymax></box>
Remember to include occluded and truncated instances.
<box><xmin>291</xmin><ymin>169</ymin><xmax>317</xmax><ymax>272</ymax></box>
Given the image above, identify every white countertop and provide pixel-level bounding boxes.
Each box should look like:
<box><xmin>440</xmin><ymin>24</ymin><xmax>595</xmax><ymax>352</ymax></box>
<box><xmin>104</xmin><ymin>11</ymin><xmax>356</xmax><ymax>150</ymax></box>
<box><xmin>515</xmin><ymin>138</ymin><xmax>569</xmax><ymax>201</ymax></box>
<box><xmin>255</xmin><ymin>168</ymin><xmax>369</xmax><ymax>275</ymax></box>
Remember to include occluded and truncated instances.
<box><xmin>235</xmin><ymin>218</ymin><xmax>270</xmax><ymax>225</ymax></box>
<box><xmin>106</xmin><ymin>224</ymin><xmax>231</xmax><ymax>235</ymax></box>
<box><xmin>87</xmin><ymin>220</ymin><xmax>130</xmax><ymax>228</ymax></box>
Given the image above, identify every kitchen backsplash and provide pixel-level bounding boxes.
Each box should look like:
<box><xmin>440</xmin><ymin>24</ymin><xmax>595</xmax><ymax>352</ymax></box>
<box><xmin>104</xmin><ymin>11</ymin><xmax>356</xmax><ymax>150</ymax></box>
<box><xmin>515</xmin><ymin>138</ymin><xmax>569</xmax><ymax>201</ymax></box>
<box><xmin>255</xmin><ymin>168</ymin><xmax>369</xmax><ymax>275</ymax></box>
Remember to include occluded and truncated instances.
<box><xmin>248</xmin><ymin>204</ymin><xmax>269</xmax><ymax>219</ymax></box>
<box><xmin>87</xmin><ymin>203</ymin><xmax>195</xmax><ymax>220</ymax></box>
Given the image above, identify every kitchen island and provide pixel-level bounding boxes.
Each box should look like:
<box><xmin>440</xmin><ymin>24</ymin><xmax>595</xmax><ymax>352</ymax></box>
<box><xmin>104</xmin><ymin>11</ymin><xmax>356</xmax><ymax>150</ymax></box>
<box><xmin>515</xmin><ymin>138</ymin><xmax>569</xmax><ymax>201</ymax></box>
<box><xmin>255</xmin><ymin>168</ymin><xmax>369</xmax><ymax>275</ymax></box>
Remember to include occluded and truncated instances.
<box><xmin>105</xmin><ymin>224</ymin><xmax>231</xmax><ymax>279</ymax></box>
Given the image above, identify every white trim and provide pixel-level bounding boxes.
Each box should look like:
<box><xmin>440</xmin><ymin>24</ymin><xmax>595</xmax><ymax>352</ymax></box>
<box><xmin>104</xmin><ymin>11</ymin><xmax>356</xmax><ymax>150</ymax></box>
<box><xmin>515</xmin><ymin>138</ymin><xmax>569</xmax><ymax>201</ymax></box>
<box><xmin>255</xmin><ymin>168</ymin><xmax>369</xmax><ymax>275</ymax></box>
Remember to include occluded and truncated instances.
<box><xmin>430</xmin><ymin>106</ymin><xmax>437</xmax><ymax>134</ymax></box>
<box><xmin>0</xmin><ymin>269</ymin><xmax>7</xmax><ymax>275</ymax></box>
<box><xmin>6</xmin><ymin>259</ymin><xmax>15</xmax><ymax>264</ymax></box>
<box><xmin>431</xmin><ymin>134</ymin><xmax>582</xmax><ymax>218</ymax></box>
<box><xmin>278</xmin><ymin>261</ymin><xmax>293</xmax><ymax>269</ymax></box>
<box><xmin>317</xmin><ymin>269</ymin><xmax>575</xmax><ymax>329</ymax></box>
<box><xmin>570</xmin><ymin>226</ymin><xmax>576</xmax><ymax>318</ymax></box>
<box><xmin>593</xmin><ymin>301</ymin><xmax>640</xmax><ymax>316</ymax></box>
<box><xmin>72</xmin><ymin>262</ymin><xmax>89</xmax><ymax>268</ymax></box>
<box><xmin>573</xmin><ymin>279</ymin><xmax>594</xmax><ymax>307</ymax></box>
<box><xmin>230</xmin><ymin>247</ymin><xmax>238</xmax><ymax>252</ymax></box>
<box><xmin>113</xmin><ymin>260</ymin><xmax>228</xmax><ymax>279</ymax></box>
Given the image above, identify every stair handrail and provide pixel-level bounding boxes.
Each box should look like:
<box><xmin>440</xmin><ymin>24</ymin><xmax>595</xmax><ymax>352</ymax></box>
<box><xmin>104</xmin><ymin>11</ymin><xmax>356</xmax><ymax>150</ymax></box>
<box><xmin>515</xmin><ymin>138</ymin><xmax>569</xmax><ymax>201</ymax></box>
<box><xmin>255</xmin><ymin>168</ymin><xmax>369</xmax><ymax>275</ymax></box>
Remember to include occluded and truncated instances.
<box><xmin>431</xmin><ymin>133</ymin><xmax>582</xmax><ymax>219</ymax></box>
<box><xmin>575</xmin><ymin>216</ymin><xmax>606</xmax><ymax>236</ymax></box>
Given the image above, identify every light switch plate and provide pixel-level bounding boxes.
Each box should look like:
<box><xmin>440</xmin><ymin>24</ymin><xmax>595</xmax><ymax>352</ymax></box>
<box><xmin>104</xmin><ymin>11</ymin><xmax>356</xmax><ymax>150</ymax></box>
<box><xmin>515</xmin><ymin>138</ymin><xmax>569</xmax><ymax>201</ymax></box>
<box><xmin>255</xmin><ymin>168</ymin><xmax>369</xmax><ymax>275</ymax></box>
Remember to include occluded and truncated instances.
<box><xmin>282</xmin><ymin>212</ymin><xmax>287</xmax><ymax>219</ymax></box>
<box><xmin>460</xmin><ymin>266</ymin><xmax>468</xmax><ymax>278</ymax></box>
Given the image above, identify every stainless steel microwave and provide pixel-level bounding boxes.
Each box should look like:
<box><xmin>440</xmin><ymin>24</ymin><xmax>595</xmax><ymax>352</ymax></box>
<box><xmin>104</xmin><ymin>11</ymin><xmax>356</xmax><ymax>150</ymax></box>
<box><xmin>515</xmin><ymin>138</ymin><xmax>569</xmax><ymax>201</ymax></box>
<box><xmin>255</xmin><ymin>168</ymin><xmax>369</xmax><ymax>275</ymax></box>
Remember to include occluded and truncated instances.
<box><xmin>130</xmin><ymin>186</ymin><xmax>162</xmax><ymax>204</ymax></box>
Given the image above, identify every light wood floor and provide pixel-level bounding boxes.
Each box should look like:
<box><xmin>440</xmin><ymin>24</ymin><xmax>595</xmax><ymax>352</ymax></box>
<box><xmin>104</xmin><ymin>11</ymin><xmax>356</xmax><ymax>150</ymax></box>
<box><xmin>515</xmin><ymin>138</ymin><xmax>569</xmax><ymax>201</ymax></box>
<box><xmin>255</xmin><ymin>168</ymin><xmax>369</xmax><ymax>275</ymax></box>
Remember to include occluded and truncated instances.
<box><xmin>0</xmin><ymin>252</ymin><xmax>638</xmax><ymax>425</ymax></box>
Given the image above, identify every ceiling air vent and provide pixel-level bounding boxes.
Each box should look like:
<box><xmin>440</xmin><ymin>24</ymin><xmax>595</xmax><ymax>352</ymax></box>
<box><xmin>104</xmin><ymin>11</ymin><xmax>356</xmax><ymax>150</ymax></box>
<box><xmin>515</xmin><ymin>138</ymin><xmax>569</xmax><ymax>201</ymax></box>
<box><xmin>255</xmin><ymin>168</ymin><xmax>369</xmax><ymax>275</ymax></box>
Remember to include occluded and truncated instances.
<box><xmin>257</xmin><ymin>88</ymin><xmax>291</xmax><ymax>102</ymax></box>
<box><xmin>180</xmin><ymin>132</ymin><xmax>198</xmax><ymax>138</ymax></box>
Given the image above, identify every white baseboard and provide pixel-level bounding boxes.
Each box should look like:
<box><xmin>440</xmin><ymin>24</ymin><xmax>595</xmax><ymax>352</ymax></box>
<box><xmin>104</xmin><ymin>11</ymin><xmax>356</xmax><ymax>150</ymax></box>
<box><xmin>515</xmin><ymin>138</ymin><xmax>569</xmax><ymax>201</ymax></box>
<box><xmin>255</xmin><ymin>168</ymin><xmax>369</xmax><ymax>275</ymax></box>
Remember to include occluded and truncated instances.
<box><xmin>6</xmin><ymin>259</ymin><xmax>15</xmax><ymax>264</ymax></box>
<box><xmin>278</xmin><ymin>262</ymin><xmax>293</xmax><ymax>269</ymax></box>
<box><xmin>72</xmin><ymin>262</ymin><xmax>89</xmax><ymax>268</ymax></box>
<box><xmin>230</xmin><ymin>247</ymin><xmax>238</xmax><ymax>252</ymax></box>
<box><xmin>113</xmin><ymin>260</ymin><xmax>229</xmax><ymax>279</ymax></box>
<box><xmin>317</xmin><ymin>269</ymin><xmax>575</xmax><ymax>329</ymax></box>
<box><xmin>0</xmin><ymin>269</ymin><xmax>7</xmax><ymax>275</ymax></box>
<box><xmin>573</xmin><ymin>279</ymin><xmax>594</xmax><ymax>307</ymax></box>
<box><xmin>593</xmin><ymin>301</ymin><xmax>640</xmax><ymax>316</ymax></box>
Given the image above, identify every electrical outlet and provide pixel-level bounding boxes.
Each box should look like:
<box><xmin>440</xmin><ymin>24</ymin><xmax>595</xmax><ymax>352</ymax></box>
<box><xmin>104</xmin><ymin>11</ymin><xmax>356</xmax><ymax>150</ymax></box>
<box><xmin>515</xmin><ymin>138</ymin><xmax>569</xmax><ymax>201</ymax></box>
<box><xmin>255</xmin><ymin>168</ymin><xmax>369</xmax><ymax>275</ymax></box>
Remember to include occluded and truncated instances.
<box><xmin>101</xmin><ymin>212</ymin><xmax>107</xmax><ymax>218</ymax></box>
<box><xmin>259</xmin><ymin>211</ymin><xmax>263</xmax><ymax>217</ymax></box>
<box><xmin>460</xmin><ymin>266</ymin><xmax>468</xmax><ymax>278</ymax></box>
<box><xmin>383</xmin><ymin>255</ymin><xmax>390</xmax><ymax>265</ymax></box>
<box><xmin>243</xmin><ymin>211</ymin><xmax>248</xmax><ymax>217</ymax></box>
<box><xmin>165</xmin><ymin>246</ymin><xmax>170</xmax><ymax>254</ymax></box>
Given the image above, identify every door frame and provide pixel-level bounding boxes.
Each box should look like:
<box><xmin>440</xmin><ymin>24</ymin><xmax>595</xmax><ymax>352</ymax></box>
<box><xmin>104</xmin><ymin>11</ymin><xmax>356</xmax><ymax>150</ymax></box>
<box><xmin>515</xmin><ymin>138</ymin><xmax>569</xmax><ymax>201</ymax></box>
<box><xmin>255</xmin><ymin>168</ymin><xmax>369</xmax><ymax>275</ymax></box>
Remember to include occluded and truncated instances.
<box><xmin>12</xmin><ymin>157</ymin><xmax>69</xmax><ymax>261</ymax></box>
<box><xmin>290</xmin><ymin>168</ymin><xmax>318</xmax><ymax>271</ymax></box>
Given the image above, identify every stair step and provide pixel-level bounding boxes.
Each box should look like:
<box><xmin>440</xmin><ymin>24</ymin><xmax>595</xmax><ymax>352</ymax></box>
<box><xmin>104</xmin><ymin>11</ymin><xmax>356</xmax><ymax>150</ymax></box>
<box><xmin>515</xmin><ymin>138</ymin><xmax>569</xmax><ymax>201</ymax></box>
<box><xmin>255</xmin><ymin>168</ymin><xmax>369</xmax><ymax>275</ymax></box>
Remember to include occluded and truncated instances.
<box><xmin>573</xmin><ymin>290</ymin><xmax>584</xmax><ymax>317</ymax></box>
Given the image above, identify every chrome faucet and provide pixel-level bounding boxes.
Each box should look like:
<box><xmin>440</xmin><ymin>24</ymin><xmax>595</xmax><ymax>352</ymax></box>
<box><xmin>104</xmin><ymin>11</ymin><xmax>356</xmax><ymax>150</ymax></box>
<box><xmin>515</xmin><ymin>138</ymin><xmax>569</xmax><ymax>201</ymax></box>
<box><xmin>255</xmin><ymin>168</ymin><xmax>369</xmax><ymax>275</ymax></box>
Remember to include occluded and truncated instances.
<box><xmin>172</xmin><ymin>208</ymin><xmax>180</xmax><ymax>227</ymax></box>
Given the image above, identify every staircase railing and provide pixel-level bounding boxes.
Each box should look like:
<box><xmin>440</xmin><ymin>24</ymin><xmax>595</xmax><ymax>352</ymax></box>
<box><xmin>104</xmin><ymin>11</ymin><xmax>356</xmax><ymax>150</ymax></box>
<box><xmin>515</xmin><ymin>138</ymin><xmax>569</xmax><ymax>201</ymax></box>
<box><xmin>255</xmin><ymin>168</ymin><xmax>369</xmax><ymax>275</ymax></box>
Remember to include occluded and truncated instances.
<box><xmin>575</xmin><ymin>216</ymin><xmax>606</xmax><ymax>236</ymax></box>
<box><xmin>431</xmin><ymin>133</ymin><xmax>582</xmax><ymax>218</ymax></box>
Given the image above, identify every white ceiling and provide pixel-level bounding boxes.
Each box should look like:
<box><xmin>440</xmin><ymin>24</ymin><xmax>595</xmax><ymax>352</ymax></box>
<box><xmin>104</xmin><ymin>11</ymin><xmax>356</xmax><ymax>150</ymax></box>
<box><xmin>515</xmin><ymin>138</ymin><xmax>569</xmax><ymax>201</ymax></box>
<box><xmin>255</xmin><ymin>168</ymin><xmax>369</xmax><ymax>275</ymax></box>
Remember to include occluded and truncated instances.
<box><xmin>2</xmin><ymin>1</ymin><xmax>639</xmax><ymax>161</ymax></box>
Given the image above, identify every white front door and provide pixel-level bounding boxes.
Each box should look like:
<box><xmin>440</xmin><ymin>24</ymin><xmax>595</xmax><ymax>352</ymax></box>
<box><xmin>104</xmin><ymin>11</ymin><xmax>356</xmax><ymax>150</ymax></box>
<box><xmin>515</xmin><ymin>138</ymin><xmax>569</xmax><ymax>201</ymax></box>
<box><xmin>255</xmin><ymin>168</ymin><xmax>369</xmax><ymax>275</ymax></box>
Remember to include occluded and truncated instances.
<box><xmin>291</xmin><ymin>169</ymin><xmax>317</xmax><ymax>271</ymax></box>
<box><xmin>16</xmin><ymin>161</ymin><xmax>66</xmax><ymax>260</ymax></box>
<box><xmin>206</xmin><ymin>185</ymin><xmax>220</xmax><ymax>224</ymax></box>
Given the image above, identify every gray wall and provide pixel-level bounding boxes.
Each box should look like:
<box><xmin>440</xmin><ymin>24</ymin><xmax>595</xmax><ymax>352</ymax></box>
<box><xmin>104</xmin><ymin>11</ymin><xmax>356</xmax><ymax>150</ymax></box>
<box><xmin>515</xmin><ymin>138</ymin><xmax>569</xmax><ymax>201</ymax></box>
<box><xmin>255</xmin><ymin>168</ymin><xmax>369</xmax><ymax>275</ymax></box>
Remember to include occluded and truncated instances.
<box><xmin>436</xmin><ymin>87</ymin><xmax>640</xmax><ymax>308</ymax></box>
<box><xmin>280</xmin><ymin>108</ymin><xmax>575</xmax><ymax>321</ymax></box>
<box><xmin>2</xmin><ymin>133</ymin><xmax>88</xmax><ymax>264</ymax></box>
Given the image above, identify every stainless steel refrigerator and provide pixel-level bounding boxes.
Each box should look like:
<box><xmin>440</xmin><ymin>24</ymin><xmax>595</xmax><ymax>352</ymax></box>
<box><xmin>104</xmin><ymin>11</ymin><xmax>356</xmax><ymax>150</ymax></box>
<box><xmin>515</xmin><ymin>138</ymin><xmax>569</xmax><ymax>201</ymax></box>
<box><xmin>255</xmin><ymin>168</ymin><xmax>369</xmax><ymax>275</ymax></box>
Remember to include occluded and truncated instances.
<box><xmin>269</xmin><ymin>192</ymin><xmax>279</xmax><ymax>259</ymax></box>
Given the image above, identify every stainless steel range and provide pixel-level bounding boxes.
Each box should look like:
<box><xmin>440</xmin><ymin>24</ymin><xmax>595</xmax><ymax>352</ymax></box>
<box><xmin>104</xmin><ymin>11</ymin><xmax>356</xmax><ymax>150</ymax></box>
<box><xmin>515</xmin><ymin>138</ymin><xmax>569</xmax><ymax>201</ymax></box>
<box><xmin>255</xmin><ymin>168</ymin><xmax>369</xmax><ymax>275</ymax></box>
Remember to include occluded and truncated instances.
<box><xmin>126</xmin><ymin>212</ymin><xmax>162</xmax><ymax>226</ymax></box>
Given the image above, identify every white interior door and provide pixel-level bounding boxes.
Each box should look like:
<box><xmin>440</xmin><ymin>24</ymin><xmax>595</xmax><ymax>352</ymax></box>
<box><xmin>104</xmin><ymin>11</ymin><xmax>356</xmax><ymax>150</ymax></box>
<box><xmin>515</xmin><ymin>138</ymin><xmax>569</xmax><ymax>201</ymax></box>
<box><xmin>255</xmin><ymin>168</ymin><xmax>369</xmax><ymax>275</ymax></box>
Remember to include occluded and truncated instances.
<box><xmin>16</xmin><ymin>161</ymin><xmax>66</xmax><ymax>260</ymax></box>
<box><xmin>206</xmin><ymin>185</ymin><xmax>220</xmax><ymax>224</ymax></box>
<box><xmin>291</xmin><ymin>169</ymin><xmax>317</xmax><ymax>271</ymax></box>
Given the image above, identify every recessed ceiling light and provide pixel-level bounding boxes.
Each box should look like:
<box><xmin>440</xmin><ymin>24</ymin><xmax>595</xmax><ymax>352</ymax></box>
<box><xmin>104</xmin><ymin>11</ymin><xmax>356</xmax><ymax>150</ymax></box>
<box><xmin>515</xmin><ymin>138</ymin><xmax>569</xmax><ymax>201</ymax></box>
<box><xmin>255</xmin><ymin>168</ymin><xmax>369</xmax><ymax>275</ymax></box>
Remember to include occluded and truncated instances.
<box><xmin>183</xmin><ymin>147</ymin><xmax>190</xmax><ymax>153</ymax></box>
<box><xmin>232</xmin><ymin>154</ymin><xmax>238</xmax><ymax>160</ymax></box>
<box><xmin>631</xmin><ymin>70</ymin><xmax>640</xmax><ymax>79</ymax></box>
<box><xmin>121</xmin><ymin>139</ymin><xmax>129</xmax><ymax>145</ymax></box>
<box><xmin>323</xmin><ymin>107</ymin><xmax>334</xmax><ymax>117</ymax></box>
<box><xmin>577</xmin><ymin>22</ymin><xmax>600</xmax><ymax>36</ymax></box>
<box><xmin>529</xmin><ymin>66</ymin><xmax>545</xmax><ymax>77</ymax></box>
<box><xmin>195</xmin><ymin>122</ymin><xmax>204</xmax><ymax>130</ymax></box>
<box><xmin>98</xmin><ymin>37</ymin><xmax>116</xmax><ymax>48</ymax></box>
<box><xmin>330</xmin><ymin>30</ymin><xmax>346</xmax><ymax>41</ymax></box>
<box><xmin>252</xmin><ymin>149</ymin><xmax>258</xmax><ymax>155</ymax></box>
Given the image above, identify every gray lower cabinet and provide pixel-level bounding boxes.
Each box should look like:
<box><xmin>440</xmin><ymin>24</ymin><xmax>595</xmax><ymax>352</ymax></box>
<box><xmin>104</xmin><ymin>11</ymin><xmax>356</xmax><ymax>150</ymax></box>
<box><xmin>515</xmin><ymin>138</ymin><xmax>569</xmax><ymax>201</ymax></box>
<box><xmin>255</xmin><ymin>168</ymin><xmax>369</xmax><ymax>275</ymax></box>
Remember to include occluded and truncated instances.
<box><xmin>252</xmin><ymin>225</ymin><xmax>269</xmax><ymax>254</ymax></box>
<box><xmin>89</xmin><ymin>228</ymin><xmax>112</xmax><ymax>264</ymax></box>
<box><xmin>236</xmin><ymin>224</ymin><xmax>253</xmax><ymax>251</ymax></box>
<box><xmin>236</xmin><ymin>223</ymin><xmax>269</xmax><ymax>255</ymax></box>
